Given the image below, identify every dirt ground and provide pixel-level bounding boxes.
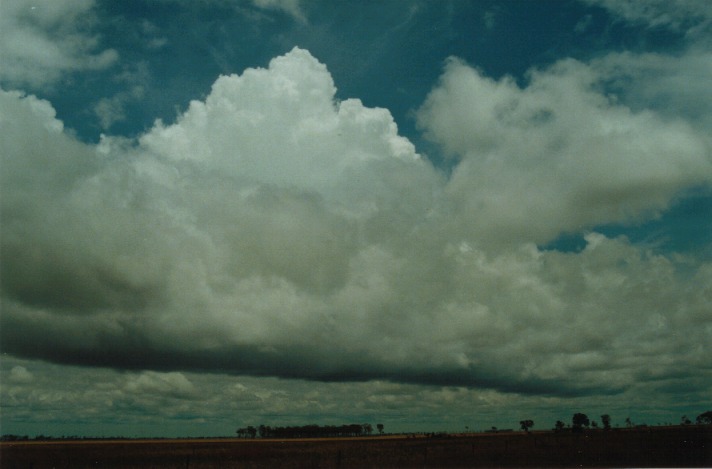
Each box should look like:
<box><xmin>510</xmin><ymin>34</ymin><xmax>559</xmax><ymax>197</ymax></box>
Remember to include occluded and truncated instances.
<box><xmin>2</xmin><ymin>425</ymin><xmax>710</xmax><ymax>468</ymax></box>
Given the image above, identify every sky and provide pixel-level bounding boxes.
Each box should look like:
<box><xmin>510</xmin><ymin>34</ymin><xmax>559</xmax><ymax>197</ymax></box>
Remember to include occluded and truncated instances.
<box><xmin>1</xmin><ymin>0</ymin><xmax>711</xmax><ymax>438</ymax></box>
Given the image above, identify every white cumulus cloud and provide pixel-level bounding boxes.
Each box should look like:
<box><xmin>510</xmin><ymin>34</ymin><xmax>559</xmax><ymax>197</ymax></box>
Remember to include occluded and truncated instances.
<box><xmin>417</xmin><ymin>56</ymin><xmax>712</xmax><ymax>246</ymax></box>
<box><xmin>1</xmin><ymin>47</ymin><xmax>711</xmax><ymax>403</ymax></box>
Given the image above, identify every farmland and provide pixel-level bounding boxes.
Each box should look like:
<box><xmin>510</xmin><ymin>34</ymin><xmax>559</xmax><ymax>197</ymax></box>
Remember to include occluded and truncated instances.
<box><xmin>1</xmin><ymin>425</ymin><xmax>710</xmax><ymax>468</ymax></box>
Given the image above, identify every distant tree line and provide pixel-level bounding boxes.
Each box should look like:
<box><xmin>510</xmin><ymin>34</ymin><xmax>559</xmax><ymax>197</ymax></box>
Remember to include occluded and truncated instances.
<box><xmin>235</xmin><ymin>423</ymin><xmax>383</xmax><ymax>439</ymax></box>
<box><xmin>551</xmin><ymin>413</ymin><xmax>607</xmax><ymax>433</ymax></box>
<box><xmin>547</xmin><ymin>410</ymin><xmax>712</xmax><ymax>434</ymax></box>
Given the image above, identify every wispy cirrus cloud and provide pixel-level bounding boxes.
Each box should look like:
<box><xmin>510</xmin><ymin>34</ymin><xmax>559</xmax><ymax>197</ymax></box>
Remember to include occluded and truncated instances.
<box><xmin>0</xmin><ymin>0</ymin><xmax>117</xmax><ymax>88</ymax></box>
<box><xmin>583</xmin><ymin>0</ymin><xmax>712</xmax><ymax>35</ymax></box>
<box><xmin>252</xmin><ymin>0</ymin><xmax>307</xmax><ymax>24</ymax></box>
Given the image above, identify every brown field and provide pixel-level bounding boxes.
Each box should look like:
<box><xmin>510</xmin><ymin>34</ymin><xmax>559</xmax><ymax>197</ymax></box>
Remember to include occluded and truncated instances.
<box><xmin>1</xmin><ymin>425</ymin><xmax>710</xmax><ymax>468</ymax></box>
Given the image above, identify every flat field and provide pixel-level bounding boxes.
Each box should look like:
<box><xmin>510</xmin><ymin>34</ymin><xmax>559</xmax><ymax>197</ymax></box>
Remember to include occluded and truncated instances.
<box><xmin>1</xmin><ymin>425</ymin><xmax>710</xmax><ymax>468</ymax></box>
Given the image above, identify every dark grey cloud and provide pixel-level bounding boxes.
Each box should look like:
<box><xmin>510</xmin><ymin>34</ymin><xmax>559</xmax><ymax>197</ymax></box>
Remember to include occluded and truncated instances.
<box><xmin>1</xmin><ymin>307</ymin><xmax>621</xmax><ymax>398</ymax></box>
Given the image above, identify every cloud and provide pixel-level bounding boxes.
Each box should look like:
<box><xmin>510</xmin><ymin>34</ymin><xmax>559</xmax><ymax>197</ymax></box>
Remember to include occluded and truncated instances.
<box><xmin>1</xmin><ymin>47</ymin><xmax>711</xmax><ymax>403</ymax></box>
<box><xmin>91</xmin><ymin>62</ymin><xmax>151</xmax><ymax>130</ymax></box>
<box><xmin>251</xmin><ymin>0</ymin><xmax>307</xmax><ymax>24</ymax></box>
<box><xmin>125</xmin><ymin>371</ymin><xmax>196</xmax><ymax>399</ymax></box>
<box><xmin>0</xmin><ymin>0</ymin><xmax>118</xmax><ymax>88</ymax></box>
<box><xmin>416</xmin><ymin>56</ymin><xmax>712</xmax><ymax>246</ymax></box>
<box><xmin>94</xmin><ymin>85</ymin><xmax>146</xmax><ymax>130</ymax></box>
<box><xmin>9</xmin><ymin>366</ymin><xmax>34</xmax><ymax>384</ymax></box>
<box><xmin>482</xmin><ymin>6</ymin><xmax>502</xmax><ymax>31</ymax></box>
<box><xmin>0</xmin><ymin>354</ymin><xmax>708</xmax><ymax>437</ymax></box>
<box><xmin>583</xmin><ymin>0</ymin><xmax>712</xmax><ymax>35</ymax></box>
<box><xmin>591</xmin><ymin>49</ymin><xmax>712</xmax><ymax>131</ymax></box>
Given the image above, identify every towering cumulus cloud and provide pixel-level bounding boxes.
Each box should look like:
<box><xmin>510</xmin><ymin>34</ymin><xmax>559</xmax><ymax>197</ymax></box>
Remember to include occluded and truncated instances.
<box><xmin>1</xmin><ymin>47</ymin><xmax>711</xmax><ymax>400</ymax></box>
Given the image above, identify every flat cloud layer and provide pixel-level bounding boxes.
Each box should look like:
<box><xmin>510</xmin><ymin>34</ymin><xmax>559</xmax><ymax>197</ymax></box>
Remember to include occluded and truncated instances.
<box><xmin>1</xmin><ymin>47</ymin><xmax>711</xmax><ymax>401</ymax></box>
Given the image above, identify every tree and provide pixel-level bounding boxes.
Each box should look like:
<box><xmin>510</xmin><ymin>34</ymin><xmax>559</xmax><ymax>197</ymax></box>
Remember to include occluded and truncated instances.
<box><xmin>519</xmin><ymin>419</ymin><xmax>534</xmax><ymax>432</ymax></box>
<box><xmin>572</xmin><ymin>413</ymin><xmax>589</xmax><ymax>432</ymax></box>
<box><xmin>681</xmin><ymin>415</ymin><xmax>691</xmax><ymax>425</ymax></box>
<box><xmin>347</xmin><ymin>424</ymin><xmax>363</xmax><ymax>437</ymax></box>
<box><xmin>246</xmin><ymin>426</ymin><xmax>257</xmax><ymax>438</ymax></box>
<box><xmin>625</xmin><ymin>417</ymin><xmax>633</xmax><ymax>428</ymax></box>
<box><xmin>258</xmin><ymin>425</ymin><xmax>271</xmax><ymax>438</ymax></box>
<box><xmin>362</xmin><ymin>423</ymin><xmax>373</xmax><ymax>435</ymax></box>
<box><xmin>601</xmin><ymin>414</ymin><xmax>611</xmax><ymax>431</ymax></box>
<box><xmin>376</xmin><ymin>423</ymin><xmax>384</xmax><ymax>434</ymax></box>
<box><xmin>554</xmin><ymin>420</ymin><xmax>566</xmax><ymax>433</ymax></box>
<box><xmin>696</xmin><ymin>411</ymin><xmax>712</xmax><ymax>425</ymax></box>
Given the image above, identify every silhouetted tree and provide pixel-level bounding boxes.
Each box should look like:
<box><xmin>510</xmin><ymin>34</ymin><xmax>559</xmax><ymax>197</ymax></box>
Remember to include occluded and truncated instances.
<box><xmin>625</xmin><ymin>417</ymin><xmax>633</xmax><ymax>428</ymax></box>
<box><xmin>554</xmin><ymin>420</ymin><xmax>566</xmax><ymax>433</ymax></box>
<box><xmin>601</xmin><ymin>414</ymin><xmax>611</xmax><ymax>430</ymax></box>
<box><xmin>377</xmin><ymin>423</ymin><xmax>384</xmax><ymax>434</ymax></box>
<box><xmin>347</xmin><ymin>424</ymin><xmax>363</xmax><ymax>437</ymax></box>
<box><xmin>258</xmin><ymin>425</ymin><xmax>271</xmax><ymax>438</ymax></box>
<box><xmin>519</xmin><ymin>419</ymin><xmax>534</xmax><ymax>432</ymax></box>
<box><xmin>362</xmin><ymin>423</ymin><xmax>373</xmax><ymax>435</ymax></box>
<box><xmin>696</xmin><ymin>411</ymin><xmax>712</xmax><ymax>425</ymax></box>
<box><xmin>681</xmin><ymin>415</ymin><xmax>691</xmax><ymax>425</ymax></box>
<box><xmin>572</xmin><ymin>413</ymin><xmax>589</xmax><ymax>432</ymax></box>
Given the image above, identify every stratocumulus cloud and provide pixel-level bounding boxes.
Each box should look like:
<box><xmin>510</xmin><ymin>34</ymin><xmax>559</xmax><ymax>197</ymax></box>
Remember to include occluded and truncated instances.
<box><xmin>1</xmin><ymin>47</ymin><xmax>711</xmax><ymax>401</ymax></box>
